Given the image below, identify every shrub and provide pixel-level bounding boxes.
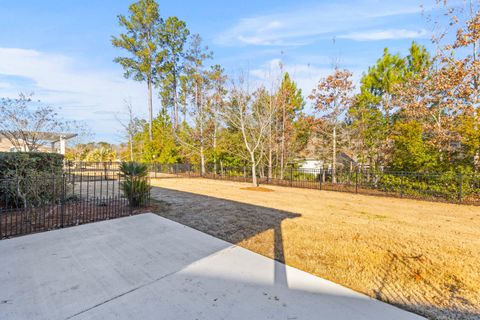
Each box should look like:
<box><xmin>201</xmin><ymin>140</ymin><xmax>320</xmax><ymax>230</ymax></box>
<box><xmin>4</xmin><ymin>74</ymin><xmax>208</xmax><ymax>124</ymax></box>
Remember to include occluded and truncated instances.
<box><xmin>0</xmin><ymin>152</ymin><xmax>64</xmax><ymax>207</ymax></box>
<box><xmin>120</xmin><ymin>162</ymin><xmax>150</xmax><ymax>207</ymax></box>
<box><xmin>379</xmin><ymin>172</ymin><xmax>468</xmax><ymax>201</ymax></box>
<box><xmin>0</xmin><ymin>152</ymin><xmax>63</xmax><ymax>178</ymax></box>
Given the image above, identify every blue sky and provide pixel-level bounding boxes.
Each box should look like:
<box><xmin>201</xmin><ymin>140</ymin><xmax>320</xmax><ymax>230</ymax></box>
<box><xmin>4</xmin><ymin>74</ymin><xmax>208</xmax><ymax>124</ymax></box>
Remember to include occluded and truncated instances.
<box><xmin>0</xmin><ymin>0</ymin><xmax>441</xmax><ymax>142</ymax></box>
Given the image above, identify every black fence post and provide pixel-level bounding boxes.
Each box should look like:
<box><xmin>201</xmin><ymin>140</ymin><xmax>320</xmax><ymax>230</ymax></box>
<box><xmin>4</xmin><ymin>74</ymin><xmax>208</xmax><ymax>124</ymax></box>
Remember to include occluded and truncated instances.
<box><xmin>129</xmin><ymin>173</ymin><xmax>134</xmax><ymax>216</ymax></box>
<box><xmin>458</xmin><ymin>173</ymin><xmax>463</xmax><ymax>203</ymax></box>
<box><xmin>319</xmin><ymin>170</ymin><xmax>322</xmax><ymax>190</ymax></box>
<box><xmin>60</xmin><ymin>173</ymin><xmax>65</xmax><ymax>228</ymax></box>
<box><xmin>399</xmin><ymin>175</ymin><xmax>403</xmax><ymax>198</ymax></box>
<box><xmin>290</xmin><ymin>166</ymin><xmax>293</xmax><ymax>187</ymax></box>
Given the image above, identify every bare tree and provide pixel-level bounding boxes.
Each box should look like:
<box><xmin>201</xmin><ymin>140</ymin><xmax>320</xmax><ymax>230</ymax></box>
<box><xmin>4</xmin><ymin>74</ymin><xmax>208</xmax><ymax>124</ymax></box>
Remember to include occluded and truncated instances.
<box><xmin>116</xmin><ymin>99</ymin><xmax>144</xmax><ymax>161</ymax></box>
<box><xmin>222</xmin><ymin>74</ymin><xmax>275</xmax><ymax>186</ymax></box>
<box><xmin>0</xmin><ymin>94</ymin><xmax>77</xmax><ymax>152</ymax></box>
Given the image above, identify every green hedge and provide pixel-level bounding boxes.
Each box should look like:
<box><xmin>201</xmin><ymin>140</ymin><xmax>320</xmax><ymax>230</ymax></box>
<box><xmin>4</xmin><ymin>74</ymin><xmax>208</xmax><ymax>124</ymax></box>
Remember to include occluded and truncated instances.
<box><xmin>378</xmin><ymin>172</ymin><xmax>480</xmax><ymax>201</ymax></box>
<box><xmin>0</xmin><ymin>152</ymin><xmax>64</xmax><ymax>207</ymax></box>
<box><xmin>0</xmin><ymin>152</ymin><xmax>64</xmax><ymax>178</ymax></box>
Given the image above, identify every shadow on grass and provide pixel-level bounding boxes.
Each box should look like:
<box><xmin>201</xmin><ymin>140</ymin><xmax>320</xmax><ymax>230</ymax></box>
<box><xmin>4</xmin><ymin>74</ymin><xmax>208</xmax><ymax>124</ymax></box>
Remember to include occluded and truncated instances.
<box><xmin>151</xmin><ymin>185</ymin><xmax>299</xmax><ymax>288</ymax></box>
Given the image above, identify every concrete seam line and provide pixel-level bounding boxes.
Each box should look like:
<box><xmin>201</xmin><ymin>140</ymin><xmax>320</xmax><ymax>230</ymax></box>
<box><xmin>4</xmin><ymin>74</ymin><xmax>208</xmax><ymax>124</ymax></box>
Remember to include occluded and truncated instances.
<box><xmin>64</xmin><ymin>269</ymin><xmax>180</xmax><ymax>320</ymax></box>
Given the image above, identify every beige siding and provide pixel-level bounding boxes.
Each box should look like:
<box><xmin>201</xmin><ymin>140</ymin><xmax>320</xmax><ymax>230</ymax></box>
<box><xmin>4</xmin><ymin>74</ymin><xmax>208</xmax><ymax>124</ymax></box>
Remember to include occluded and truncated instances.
<box><xmin>0</xmin><ymin>137</ymin><xmax>52</xmax><ymax>153</ymax></box>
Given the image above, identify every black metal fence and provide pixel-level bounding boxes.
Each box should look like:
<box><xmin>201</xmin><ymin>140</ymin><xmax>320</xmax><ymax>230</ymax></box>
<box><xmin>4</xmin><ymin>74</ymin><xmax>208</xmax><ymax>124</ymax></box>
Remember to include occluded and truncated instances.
<box><xmin>146</xmin><ymin>163</ymin><xmax>480</xmax><ymax>205</ymax></box>
<box><xmin>0</xmin><ymin>163</ymin><xmax>150</xmax><ymax>239</ymax></box>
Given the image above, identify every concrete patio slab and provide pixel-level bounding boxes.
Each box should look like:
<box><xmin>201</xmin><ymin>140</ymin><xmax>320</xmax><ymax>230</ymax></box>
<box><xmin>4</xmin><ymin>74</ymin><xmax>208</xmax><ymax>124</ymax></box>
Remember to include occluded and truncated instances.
<box><xmin>0</xmin><ymin>213</ymin><xmax>424</xmax><ymax>320</ymax></box>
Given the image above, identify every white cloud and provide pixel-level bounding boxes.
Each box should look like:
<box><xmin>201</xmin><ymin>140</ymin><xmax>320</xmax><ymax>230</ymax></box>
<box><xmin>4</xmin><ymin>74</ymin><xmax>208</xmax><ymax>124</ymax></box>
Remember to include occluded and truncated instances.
<box><xmin>215</xmin><ymin>1</ymin><xmax>432</xmax><ymax>46</ymax></box>
<box><xmin>0</xmin><ymin>48</ymin><xmax>148</xmax><ymax>141</ymax></box>
<box><xmin>338</xmin><ymin>28</ymin><xmax>429</xmax><ymax>41</ymax></box>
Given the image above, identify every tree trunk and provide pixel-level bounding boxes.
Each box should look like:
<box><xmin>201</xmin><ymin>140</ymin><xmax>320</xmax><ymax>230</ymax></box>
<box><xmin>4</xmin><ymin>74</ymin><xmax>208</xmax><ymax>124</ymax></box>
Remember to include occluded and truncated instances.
<box><xmin>472</xmin><ymin>16</ymin><xmax>478</xmax><ymax>92</ymax></box>
<box><xmin>332</xmin><ymin>126</ymin><xmax>337</xmax><ymax>184</ymax></box>
<box><xmin>274</xmin><ymin>138</ymin><xmax>279</xmax><ymax>179</ymax></box>
<box><xmin>147</xmin><ymin>78</ymin><xmax>153</xmax><ymax>141</ymax></box>
<box><xmin>173</xmin><ymin>72</ymin><xmax>178</xmax><ymax>129</ymax></box>
<box><xmin>200</xmin><ymin>145</ymin><xmax>206</xmax><ymax>176</ymax></box>
<box><xmin>251</xmin><ymin>152</ymin><xmax>258</xmax><ymax>187</ymax></box>
<box><xmin>182</xmin><ymin>103</ymin><xmax>187</xmax><ymax>123</ymax></box>
<box><xmin>213</xmin><ymin>120</ymin><xmax>218</xmax><ymax>174</ymax></box>
<box><xmin>473</xmin><ymin>38</ymin><xmax>479</xmax><ymax>172</ymax></box>
<box><xmin>384</xmin><ymin>95</ymin><xmax>390</xmax><ymax>130</ymax></box>
<box><xmin>267</xmin><ymin>96</ymin><xmax>274</xmax><ymax>180</ymax></box>
<box><xmin>280</xmin><ymin>105</ymin><xmax>286</xmax><ymax>180</ymax></box>
<box><xmin>197</xmin><ymin>83</ymin><xmax>206</xmax><ymax>176</ymax></box>
<box><xmin>268</xmin><ymin>117</ymin><xmax>273</xmax><ymax>179</ymax></box>
<box><xmin>268</xmin><ymin>147</ymin><xmax>273</xmax><ymax>179</ymax></box>
<box><xmin>129</xmin><ymin>134</ymin><xmax>133</xmax><ymax>161</ymax></box>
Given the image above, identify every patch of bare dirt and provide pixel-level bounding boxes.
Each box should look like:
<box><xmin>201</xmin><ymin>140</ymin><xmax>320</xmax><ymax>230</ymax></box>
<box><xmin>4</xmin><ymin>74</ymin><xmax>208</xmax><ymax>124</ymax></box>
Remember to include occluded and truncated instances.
<box><xmin>240</xmin><ymin>186</ymin><xmax>274</xmax><ymax>192</ymax></box>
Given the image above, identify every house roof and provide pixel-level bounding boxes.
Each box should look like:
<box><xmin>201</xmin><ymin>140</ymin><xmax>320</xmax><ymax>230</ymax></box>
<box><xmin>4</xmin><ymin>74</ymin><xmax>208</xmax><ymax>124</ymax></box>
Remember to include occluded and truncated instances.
<box><xmin>0</xmin><ymin>131</ymin><xmax>77</xmax><ymax>143</ymax></box>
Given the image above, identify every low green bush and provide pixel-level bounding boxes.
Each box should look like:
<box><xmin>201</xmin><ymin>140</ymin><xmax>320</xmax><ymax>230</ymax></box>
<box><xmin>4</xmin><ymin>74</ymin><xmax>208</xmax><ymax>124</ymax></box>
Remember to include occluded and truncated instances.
<box><xmin>120</xmin><ymin>162</ymin><xmax>151</xmax><ymax>207</ymax></box>
<box><xmin>378</xmin><ymin>172</ymin><xmax>477</xmax><ymax>201</ymax></box>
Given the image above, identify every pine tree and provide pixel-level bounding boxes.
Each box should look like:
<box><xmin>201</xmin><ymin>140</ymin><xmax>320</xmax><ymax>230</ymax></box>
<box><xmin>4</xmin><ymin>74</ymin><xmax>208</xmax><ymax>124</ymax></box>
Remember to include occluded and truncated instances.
<box><xmin>112</xmin><ymin>0</ymin><xmax>164</xmax><ymax>141</ymax></box>
<box><xmin>361</xmin><ymin>48</ymin><xmax>405</xmax><ymax>128</ymax></box>
<box><xmin>158</xmin><ymin>16</ymin><xmax>190</xmax><ymax>128</ymax></box>
<box><xmin>276</xmin><ymin>72</ymin><xmax>304</xmax><ymax>178</ymax></box>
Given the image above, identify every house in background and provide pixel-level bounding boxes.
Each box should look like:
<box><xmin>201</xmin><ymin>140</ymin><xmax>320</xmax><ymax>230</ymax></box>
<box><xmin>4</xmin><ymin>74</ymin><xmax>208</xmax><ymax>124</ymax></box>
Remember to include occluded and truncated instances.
<box><xmin>294</xmin><ymin>137</ymin><xmax>359</xmax><ymax>171</ymax></box>
<box><xmin>299</xmin><ymin>158</ymin><xmax>324</xmax><ymax>170</ymax></box>
<box><xmin>298</xmin><ymin>153</ymin><xmax>357</xmax><ymax>171</ymax></box>
<box><xmin>0</xmin><ymin>131</ymin><xmax>77</xmax><ymax>155</ymax></box>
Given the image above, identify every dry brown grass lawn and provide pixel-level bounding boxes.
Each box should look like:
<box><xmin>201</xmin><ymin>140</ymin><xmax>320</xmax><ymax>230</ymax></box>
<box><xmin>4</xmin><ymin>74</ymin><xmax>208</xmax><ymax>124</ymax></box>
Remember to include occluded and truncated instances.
<box><xmin>150</xmin><ymin>177</ymin><xmax>480</xmax><ymax>320</ymax></box>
